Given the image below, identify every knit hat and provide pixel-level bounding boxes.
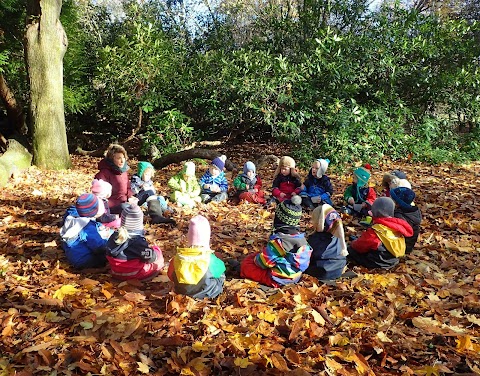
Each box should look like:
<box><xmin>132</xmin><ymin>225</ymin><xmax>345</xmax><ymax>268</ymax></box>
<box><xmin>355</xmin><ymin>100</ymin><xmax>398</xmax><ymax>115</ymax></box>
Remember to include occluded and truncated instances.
<box><xmin>137</xmin><ymin>161</ymin><xmax>154</xmax><ymax>180</ymax></box>
<box><xmin>371</xmin><ymin>197</ymin><xmax>395</xmax><ymax>218</ymax></box>
<box><xmin>121</xmin><ymin>203</ymin><xmax>144</xmax><ymax>231</ymax></box>
<box><xmin>184</xmin><ymin>161</ymin><xmax>196</xmax><ymax>176</ymax></box>
<box><xmin>279</xmin><ymin>156</ymin><xmax>296</xmax><ymax>169</ymax></box>
<box><xmin>91</xmin><ymin>179</ymin><xmax>112</xmax><ymax>200</ymax></box>
<box><xmin>76</xmin><ymin>193</ymin><xmax>105</xmax><ymax>218</ymax></box>
<box><xmin>391</xmin><ymin>170</ymin><xmax>407</xmax><ymax>180</ymax></box>
<box><xmin>390</xmin><ymin>187</ymin><xmax>416</xmax><ymax>209</ymax></box>
<box><xmin>187</xmin><ymin>215</ymin><xmax>211</xmax><ymax>249</ymax></box>
<box><xmin>243</xmin><ymin>161</ymin><xmax>256</xmax><ymax>174</ymax></box>
<box><xmin>316</xmin><ymin>158</ymin><xmax>330</xmax><ymax>178</ymax></box>
<box><xmin>212</xmin><ymin>155</ymin><xmax>227</xmax><ymax>171</ymax></box>
<box><xmin>311</xmin><ymin>204</ymin><xmax>348</xmax><ymax>256</ymax></box>
<box><xmin>274</xmin><ymin>195</ymin><xmax>303</xmax><ymax>227</ymax></box>
<box><xmin>354</xmin><ymin>166</ymin><xmax>371</xmax><ymax>187</ymax></box>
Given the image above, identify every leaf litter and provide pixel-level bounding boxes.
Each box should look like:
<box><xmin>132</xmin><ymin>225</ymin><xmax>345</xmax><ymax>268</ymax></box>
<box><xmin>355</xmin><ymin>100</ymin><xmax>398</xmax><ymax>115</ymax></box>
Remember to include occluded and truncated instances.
<box><xmin>0</xmin><ymin>143</ymin><xmax>479</xmax><ymax>375</ymax></box>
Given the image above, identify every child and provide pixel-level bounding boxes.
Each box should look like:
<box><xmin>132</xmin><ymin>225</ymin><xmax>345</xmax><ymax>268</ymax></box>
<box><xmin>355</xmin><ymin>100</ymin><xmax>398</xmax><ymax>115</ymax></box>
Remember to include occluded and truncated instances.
<box><xmin>168</xmin><ymin>161</ymin><xmax>201</xmax><ymax>208</ymax></box>
<box><xmin>168</xmin><ymin>215</ymin><xmax>226</xmax><ymax>299</ymax></box>
<box><xmin>199</xmin><ymin>155</ymin><xmax>229</xmax><ymax>204</ymax></box>
<box><xmin>95</xmin><ymin>144</ymin><xmax>133</xmax><ymax>214</ymax></box>
<box><xmin>271</xmin><ymin>156</ymin><xmax>303</xmax><ymax>203</ymax></box>
<box><xmin>305</xmin><ymin>204</ymin><xmax>348</xmax><ymax>281</ymax></box>
<box><xmin>347</xmin><ymin>197</ymin><xmax>413</xmax><ymax>269</ymax></box>
<box><xmin>343</xmin><ymin>165</ymin><xmax>376</xmax><ymax>217</ymax></box>
<box><xmin>91</xmin><ymin>179</ymin><xmax>121</xmax><ymax>228</ymax></box>
<box><xmin>390</xmin><ymin>187</ymin><xmax>422</xmax><ymax>253</ymax></box>
<box><xmin>233</xmin><ymin>161</ymin><xmax>266</xmax><ymax>204</ymax></box>
<box><xmin>105</xmin><ymin>200</ymin><xmax>165</xmax><ymax>281</ymax></box>
<box><xmin>240</xmin><ymin>196</ymin><xmax>313</xmax><ymax>287</ymax></box>
<box><xmin>300</xmin><ymin>158</ymin><xmax>333</xmax><ymax>209</ymax></box>
<box><xmin>60</xmin><ymin>193</ymin><xmax>112</xmax><ymax>269</ymax></box>
<box><xmin>130</xmin><ymin>161</ymin><xmax>175</xmax><ymax>225</ymax></box>
<box><xmin>381</xmin><ymin>170</ymin><xmax>412</xmax><ymax>197</ymax></box>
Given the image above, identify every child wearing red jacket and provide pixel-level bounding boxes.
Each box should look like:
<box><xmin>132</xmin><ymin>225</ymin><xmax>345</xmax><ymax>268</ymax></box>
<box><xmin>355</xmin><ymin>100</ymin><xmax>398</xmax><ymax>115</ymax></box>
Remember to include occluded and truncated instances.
<box><xmin>271</xmin><ymin>156</ymin><xmax>303</xmax><ymax>203</ymax></box>
<box><xmin>347</xmin><ymin>197</ymin><xmax>413</xmax><ymax>269</ymax></box>
<box><xmin>233</xmin><ymin>161</ymin><xmax>266</xmax><ymax>204</ymax></box>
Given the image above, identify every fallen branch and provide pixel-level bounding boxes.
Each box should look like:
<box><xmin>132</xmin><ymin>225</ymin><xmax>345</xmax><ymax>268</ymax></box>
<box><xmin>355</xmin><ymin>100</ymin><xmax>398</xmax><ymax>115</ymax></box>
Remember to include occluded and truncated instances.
<box><xmin>152</xmin><ymin>148</ymin><xmax>236</xmax><ymax>171</ymax></box>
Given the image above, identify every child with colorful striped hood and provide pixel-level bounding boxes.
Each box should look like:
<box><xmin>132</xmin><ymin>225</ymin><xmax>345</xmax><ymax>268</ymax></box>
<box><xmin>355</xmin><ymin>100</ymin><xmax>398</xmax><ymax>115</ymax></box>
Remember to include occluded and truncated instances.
<box><xmin>168</xmin><ymin>215</ymin><xmax>226</xmax><ymax>299</ymax></box>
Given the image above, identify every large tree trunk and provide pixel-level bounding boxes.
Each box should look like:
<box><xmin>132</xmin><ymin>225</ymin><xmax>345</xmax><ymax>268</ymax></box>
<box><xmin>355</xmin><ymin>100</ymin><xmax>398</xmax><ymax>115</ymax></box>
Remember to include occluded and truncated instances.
<box><xmin>25</xmin><ymin>0</ymin><xmax>71</xmax><ymax>169</ymax></box>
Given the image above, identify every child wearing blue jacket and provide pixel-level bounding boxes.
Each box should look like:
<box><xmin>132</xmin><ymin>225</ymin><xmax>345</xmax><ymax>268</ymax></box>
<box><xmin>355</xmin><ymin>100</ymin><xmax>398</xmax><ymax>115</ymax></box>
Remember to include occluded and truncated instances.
<box><xmin>60</xmin><ymin>193</ymin><xmax>113</xmax><ymax>269</ymax></box>
<box><xmin>199</xmin><ymin>155</ymin><xmax>229</xmax><ymax>204</ymax></box>
<box><xmin>300</xmin><ymin>158</ymin><xmax>333</xmax><ymax>209</ymax></box>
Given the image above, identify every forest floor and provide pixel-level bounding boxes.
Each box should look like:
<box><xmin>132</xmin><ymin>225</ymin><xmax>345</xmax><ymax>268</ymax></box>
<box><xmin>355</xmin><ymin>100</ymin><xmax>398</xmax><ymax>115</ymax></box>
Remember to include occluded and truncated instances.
<box><xmin>1</xmin><ymin>141</ymin><xmax>480</xmax><ymax>376</ymax></box>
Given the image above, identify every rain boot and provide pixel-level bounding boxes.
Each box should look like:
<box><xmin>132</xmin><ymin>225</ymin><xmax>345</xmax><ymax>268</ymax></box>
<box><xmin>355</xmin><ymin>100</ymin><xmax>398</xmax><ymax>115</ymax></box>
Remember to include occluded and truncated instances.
<box><xmin>147</xmin><ymin>199</ymin><xmax>176</xmax><ymax>225</ymax></box>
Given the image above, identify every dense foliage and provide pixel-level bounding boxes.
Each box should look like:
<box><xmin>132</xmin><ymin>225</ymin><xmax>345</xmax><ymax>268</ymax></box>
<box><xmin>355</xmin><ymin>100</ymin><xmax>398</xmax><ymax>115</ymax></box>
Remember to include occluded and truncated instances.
<box><xmin>0</xmin><ymin>0</ymin><xmax>479</xmax><ymax>166</ymax></box>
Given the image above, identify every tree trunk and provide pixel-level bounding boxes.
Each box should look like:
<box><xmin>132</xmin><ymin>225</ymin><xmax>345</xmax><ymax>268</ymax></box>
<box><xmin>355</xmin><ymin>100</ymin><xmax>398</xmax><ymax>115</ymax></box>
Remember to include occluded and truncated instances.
<box><xmin>152</xmin><ymin>148</ymin><xmax>236</xmax><ymax>171</ymax></box>
<box><xmin>25</xmin><ymin>0</ymin><xmax>71</xmax><ymax>169</ymax></box>
<box><xmin>0</xmin><ymin>74</ymin><xmax>26</xmax><ymax>135</ymax></box>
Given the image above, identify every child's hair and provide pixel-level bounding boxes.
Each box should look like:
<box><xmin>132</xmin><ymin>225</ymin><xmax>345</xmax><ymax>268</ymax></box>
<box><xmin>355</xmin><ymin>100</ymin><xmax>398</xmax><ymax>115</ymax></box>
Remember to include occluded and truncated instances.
<box><xmin>106</xmin><ymin>144</ymin><xmax>128</xmax><ymax>161</ymax></box>
<box><xmin>115</xmin><ymin>227</ymin><xmax>131</xmax><ymax>244</ymax></box>
<box><xmin>273</xmin><ymin>156</ymin><xmax>300</xmax><ymax>179</ymax></box>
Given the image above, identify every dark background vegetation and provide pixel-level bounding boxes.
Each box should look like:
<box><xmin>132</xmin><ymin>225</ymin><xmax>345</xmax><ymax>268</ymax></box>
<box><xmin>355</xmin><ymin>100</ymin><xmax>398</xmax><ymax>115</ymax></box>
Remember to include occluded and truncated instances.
<box><xmin>1</xmin><ymin>0</ymin><xmax>479</xmax><ymax>167</ymax></box>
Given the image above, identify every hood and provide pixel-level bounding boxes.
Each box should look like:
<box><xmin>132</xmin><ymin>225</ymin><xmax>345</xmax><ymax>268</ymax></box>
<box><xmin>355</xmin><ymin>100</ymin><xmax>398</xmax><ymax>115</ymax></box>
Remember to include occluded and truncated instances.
<box><xmin>60</xmin><ymin>216</ymin><xmax>91</xmax><ymax>242</ymax></box>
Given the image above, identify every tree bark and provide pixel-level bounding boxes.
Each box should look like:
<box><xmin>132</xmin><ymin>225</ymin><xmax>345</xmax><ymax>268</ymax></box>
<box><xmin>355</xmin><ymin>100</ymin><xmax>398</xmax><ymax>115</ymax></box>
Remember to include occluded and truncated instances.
<box><xmin>0</xmin><ymin>74</ymin><xmax>26</xmax><ymax>134</ymax></box>
<box><xmin>152</xmin><ymin>148</ymin><xmax>236</xmax><ymax>171</ymax></box>
<box><xmin>25</xmin><ymin>0</ymin><xmax>71</xmax><ymax>169</ymax></box>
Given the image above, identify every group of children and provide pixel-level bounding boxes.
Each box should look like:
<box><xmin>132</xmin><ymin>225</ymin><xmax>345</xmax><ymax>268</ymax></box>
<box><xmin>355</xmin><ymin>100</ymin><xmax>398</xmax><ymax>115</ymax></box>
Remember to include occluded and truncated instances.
<box><xmin>59</xmin><ymin>143</ymin><xmax>422</xmax><ymax>299</ymax></box>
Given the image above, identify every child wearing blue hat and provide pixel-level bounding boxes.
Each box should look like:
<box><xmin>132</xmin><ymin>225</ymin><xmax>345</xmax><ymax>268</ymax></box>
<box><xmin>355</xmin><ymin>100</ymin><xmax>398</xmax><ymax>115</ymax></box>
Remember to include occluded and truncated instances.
<box><xmin>390</xmin><ymin>187</ymin><xmax>422</xmax><ymax>253</ymax></box>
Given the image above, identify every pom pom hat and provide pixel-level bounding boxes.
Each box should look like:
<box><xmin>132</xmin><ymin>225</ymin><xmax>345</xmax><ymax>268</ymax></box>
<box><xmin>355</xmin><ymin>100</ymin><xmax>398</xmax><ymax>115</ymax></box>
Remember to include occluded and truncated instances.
<box><xmin>91</xmin><ymin>179</ymin><xmax>112</xmax><ymax>200</ymax></box>
<box><xmin>137</xmin><ymin>161</ymin><xmax>154</xmax><ymax>180</ymax></box>
<box><xmin>187</xmin><ymin>215</ymin><xmax>211</xmax><ymax>249</ymax></box>
<box><xmin>121</xmin><ymin>203</ymin><xmax>144</xmax><ymax>232</ymax></box>
<box><xmin>76</xmin><ymin>193</ymin><xmax>105</xmax><ymax>218</ymax></box>
<box><xmin>184</xmin><ymin>161</ymin><xmax>196</xmax><ymax>176</ymax></box>
<box><xmin>274</xmin><ymin>195</ymin><xmax>303</xmax><ymax>227</ymax></box>
<box><xmin>354</xmin><ymin>166</ymin><xmax>371</xmax><ymax>187</ymax></box>
<box><xmin>212</xmin><ymin>155</ymin><xmax>227</xmax><ymax>171</ymax></box>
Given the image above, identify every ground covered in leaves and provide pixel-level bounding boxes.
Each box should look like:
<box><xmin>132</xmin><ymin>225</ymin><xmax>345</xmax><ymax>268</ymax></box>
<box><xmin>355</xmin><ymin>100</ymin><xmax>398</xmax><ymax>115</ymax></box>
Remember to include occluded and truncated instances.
<box><xmin>1</xmin><ymin>142</ymin><xmax>480</xmax><ymax>376</ymax></box>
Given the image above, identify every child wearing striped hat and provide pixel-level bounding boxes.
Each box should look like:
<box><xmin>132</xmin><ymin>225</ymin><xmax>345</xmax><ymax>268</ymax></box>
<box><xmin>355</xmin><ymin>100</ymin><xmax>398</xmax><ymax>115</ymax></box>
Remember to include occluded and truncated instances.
<box><xmin>240</xmin><ymin>196</ymin><xmax>312</xmax><ymax>287</ymax></box>
<box><xmin>199</xmin><ymin>155</ymin><xmax>229</xmax><ymax>204</ymax></box>
<box><xmin>60</xmin><ymin>193</ymin><xmax>113</xmax><ymax>269</ymax></box>
<box><xmin>105</xmin><ymin>200</ymin><xmax>164</xmax><ymax>281</ymax></box>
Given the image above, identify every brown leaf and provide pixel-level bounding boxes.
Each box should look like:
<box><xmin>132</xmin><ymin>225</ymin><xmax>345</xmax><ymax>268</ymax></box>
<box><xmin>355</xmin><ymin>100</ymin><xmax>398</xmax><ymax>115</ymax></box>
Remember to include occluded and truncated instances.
<box><xmin>271</xmin><ymin>352</ymin><xmax>290</xmax><ymax>371</ymax></box>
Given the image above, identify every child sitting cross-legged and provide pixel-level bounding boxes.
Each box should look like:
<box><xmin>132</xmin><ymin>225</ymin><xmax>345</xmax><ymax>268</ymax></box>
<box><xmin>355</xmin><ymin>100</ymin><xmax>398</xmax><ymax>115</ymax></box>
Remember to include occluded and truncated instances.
<box><xmin>300</xmin><ymin>158</ymin><xmax>333</xmax><ymax>209</ymax></box>
<box><xmin>390</xmin><ymin>187</ymin><xmax>422</xmax><ymax>253</ymax></box>
<box><xmin>105</xmin><ymin>200</ymin><xmax>165</xmax><ymax>281</ymax></box>
<box><xmin>347</xmin><ymin>197</ymin><xmax>413</xmax><ymax>269</ymax></box>
<box><xmin>168</xmin><ymin>215</ymin><xmax>226</xmax><ymax>299</ymax></box>
<box><xmin>199</xmin><ymin>155</ymin><xmax>229</xmax><ymax>204</ymax></box>
<box><xmin>271</xmin><ymin>156</ymin><xmax>303</xmax><ymax>203</ymax></box>
<box><xmin>240</xmin><ymin>195</ymin><xmax>313</xmax><ymax>288</ymax></box>
<box><xmin>343</xmin><ymin>164</ymin><xmax>376</xmax><ymax>218</ymax></box>
<box><xmin>130</xmin><ymin>161</ymin><xmax>175</xmax><ymax>225</ymax></box>
<box><xmin>168</xmin><ymin>161</ymin><xmax>202</xmax><ymax>208</ymax></box>
<box><xmin>304</xmin><ymin>204</ymin><xmax>349</xmax><ymax>281</ymax></box>
<box><xmin>60</xmin><ymin>193</ymin><xmax>113</xmax><ymax>269</ymax></box>
<box><xmin>233</xmin><ymin>161</ymin><xmax>266</xmax><ymax>205</ymax></box>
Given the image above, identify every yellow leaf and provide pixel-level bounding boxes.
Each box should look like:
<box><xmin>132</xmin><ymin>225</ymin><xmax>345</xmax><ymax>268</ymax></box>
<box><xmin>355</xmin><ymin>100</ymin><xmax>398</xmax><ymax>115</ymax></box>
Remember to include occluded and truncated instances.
<box><xmin>192</xmin><ymin>341</ymin><xmax>210</xmax><ymax>352</ymax></box>
<box><xmin>137</xmin><ymin>362</ymin><xmax>150</xmax><ymax>374</ymax></box>
<box><xmin>257</xmin><ymin>311</ymin><xmax>276</xmax><ymax>323</ymax></box>
<box><xmin>234</xmin><ymin>357</ymin><xmax>251</xmax><ymax>368</ymax></box>
<box><xmin>329</xmin><ymin>334</ymin><xmax>350</xmax><ymax>346</ymax></box>
<box><xmin>456</xmin><ymin>335</ymin><xmax>480</xmax><ymax>352</ymax></box>
<box><xmin>45</xmin><ymin>311</ymin><xmax>64</xmax><ymax>323</ymax></box>
<box><xmin>414</xmin><ymin>365</ymin><xmax>441</xmax><ymax>376</ymax></box>
<box><xmin>52</xmin><ymin>285</ymin><xmax>79</xmax><ymax>301</ymax></box>
<box><xmin>376</xmin><ymin>331</ymin><xmax>393</xmax><ymax>343</ymax></box>
<box><xmin>240</xmin><ymin>213</ymin><xmax>249</xmax><ymax>220</ymax></box>
<box><xmin>310</xmin><ymin>309</ymin><xmax>325</xmax><ymax>326</ymax></box>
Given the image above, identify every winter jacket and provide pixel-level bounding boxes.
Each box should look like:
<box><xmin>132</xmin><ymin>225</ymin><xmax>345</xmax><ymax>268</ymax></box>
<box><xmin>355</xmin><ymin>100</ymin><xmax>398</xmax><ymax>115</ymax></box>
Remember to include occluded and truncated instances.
<box><xmin>344</xmin><ymin>184</ymin><xmax>376</xmax><ymax>206</ymax></box>
<box><xmin>233</xmin><ymin>174</ymin><xmax>263</xmax><ymax>194</ymax></box>
<box><xmin>306</xmin><ymin>232</ymin><xmax>346</xmax><ymax>280</ymax></box>
<box><xmin>394</xmin><ymin>206</ymin><xmax>422</xmax><ymax>253</ymax></box>
<box><xmin>105</xmin><ymin>230</ymin><xmax>164</xmax><ymax>280</ymax></box>
<box><xmin>168</xmin><ymin>170</ymin><xmax>201</xmax><ymax>200</ymax></box>
<box><xmin>95</xmin><ymin>159</ymin><xmax>133</xmax><ymax>208</ymax></box>
<box><xmin>60</xmin><ymin>215</ymin><xmax>111</xmax><ymax>269</ymax></box>
<box><xmin>349</xmin><ymin>216</ymin><xmax>413</xmax><ymax>269</ymax></box>
<box><xmin>254</xmin><ymin>230</ymin><xmax>312</xmax><ymax>286</ymax></box>
<box><xmin>301</xmin><ymin>171</ymin><xmax>333</xmax><ymax>205</ymax></box>
<box><xmin>272</xmin><ymin>174</ymin><xmax>302</xmax><ymax>201</ymax></box>
<box><xmin>131</xmin><ymin>174</ymin><xmax>156</xmax><ymax>196</ymax></box>
<box><xmin>199</xmin><ymin>170</ymin><xmax>228</xmax><ymax>193</ymax></box>
<box><xmin>168</xmin><ymin>247</ymin><xmax>226</xmax><ymax>299</ymax></box>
